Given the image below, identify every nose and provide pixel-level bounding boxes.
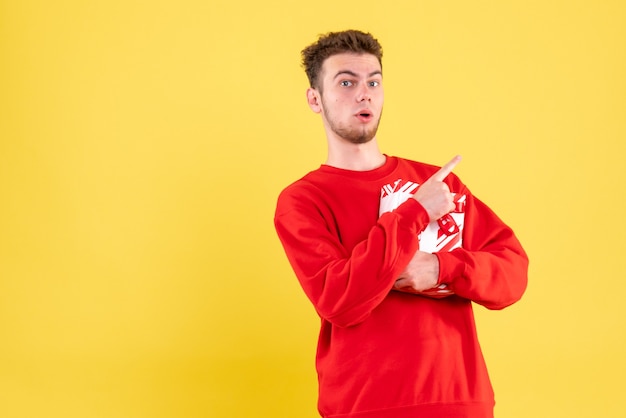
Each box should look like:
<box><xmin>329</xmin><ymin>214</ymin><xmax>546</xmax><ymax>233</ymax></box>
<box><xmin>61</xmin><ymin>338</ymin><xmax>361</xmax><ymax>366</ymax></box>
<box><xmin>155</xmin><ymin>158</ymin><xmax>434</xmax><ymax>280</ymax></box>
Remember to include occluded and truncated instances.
<box><xmin>356</xmin><ymin>85</ymin><xmax>371</xmax><ymax>102</ymax></box>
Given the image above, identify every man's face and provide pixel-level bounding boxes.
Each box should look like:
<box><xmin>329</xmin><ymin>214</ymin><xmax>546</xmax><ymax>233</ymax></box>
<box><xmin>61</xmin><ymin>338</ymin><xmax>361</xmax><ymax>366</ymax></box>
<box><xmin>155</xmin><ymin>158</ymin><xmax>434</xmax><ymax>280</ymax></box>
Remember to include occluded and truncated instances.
<box><xmin>308</xmin><ymin>53</ymin><xmax>384</xmax><ymax>145</ymax></box>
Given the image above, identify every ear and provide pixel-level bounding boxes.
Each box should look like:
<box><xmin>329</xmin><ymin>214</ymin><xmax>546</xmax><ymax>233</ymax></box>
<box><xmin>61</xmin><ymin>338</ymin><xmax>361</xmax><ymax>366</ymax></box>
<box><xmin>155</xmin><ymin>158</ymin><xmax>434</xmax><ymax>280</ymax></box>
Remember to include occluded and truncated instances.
<box><xmin>306</xmin><ymin>88</ymin><xmax>322</xmax><ymax>114</ymax></box>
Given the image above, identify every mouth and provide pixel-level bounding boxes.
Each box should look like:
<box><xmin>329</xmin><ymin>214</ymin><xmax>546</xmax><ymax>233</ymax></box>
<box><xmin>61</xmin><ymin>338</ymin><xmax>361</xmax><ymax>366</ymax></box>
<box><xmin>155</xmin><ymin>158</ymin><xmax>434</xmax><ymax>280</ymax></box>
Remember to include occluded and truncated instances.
<box><xmin>355</xmin><ymin>110</ymin><xmax>373</xmax><ymax>122</ymax></box>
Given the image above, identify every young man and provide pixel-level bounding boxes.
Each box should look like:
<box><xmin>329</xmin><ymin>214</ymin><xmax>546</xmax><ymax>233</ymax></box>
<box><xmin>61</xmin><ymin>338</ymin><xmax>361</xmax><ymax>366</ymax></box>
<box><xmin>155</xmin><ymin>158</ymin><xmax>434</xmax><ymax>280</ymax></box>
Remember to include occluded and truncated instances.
<box><xmin>274</xmin><ymin>30</ymin><xmax>528</xmax><ymax>418</ymax></box>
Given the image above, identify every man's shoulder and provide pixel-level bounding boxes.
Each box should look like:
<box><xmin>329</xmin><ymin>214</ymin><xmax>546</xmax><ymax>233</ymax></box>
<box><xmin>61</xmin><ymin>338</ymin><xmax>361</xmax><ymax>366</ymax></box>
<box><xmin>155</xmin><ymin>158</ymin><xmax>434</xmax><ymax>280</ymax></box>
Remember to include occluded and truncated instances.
<box><xmin>276</xmin><ymin>166</ymin><xmax>327</xmax><ymax>205</ymax></box>
<box><xmin>280</xmin><ymin>166</ymin><xmax>326</xmax><ymax>192</ymax></box>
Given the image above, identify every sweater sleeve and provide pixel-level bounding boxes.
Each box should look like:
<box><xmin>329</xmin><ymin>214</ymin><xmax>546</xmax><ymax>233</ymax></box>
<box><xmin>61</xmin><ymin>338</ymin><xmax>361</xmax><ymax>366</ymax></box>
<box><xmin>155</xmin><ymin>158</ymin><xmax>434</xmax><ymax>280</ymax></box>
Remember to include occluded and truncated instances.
<box><xmin>274</xmin><ymin>184</ymin><xmax>430</xmax><ymax>328</ymax></box>
<box><xmin>435</xmin><ymin>192</ymin><xmax>529</xmax><ymax>310</ymax></box>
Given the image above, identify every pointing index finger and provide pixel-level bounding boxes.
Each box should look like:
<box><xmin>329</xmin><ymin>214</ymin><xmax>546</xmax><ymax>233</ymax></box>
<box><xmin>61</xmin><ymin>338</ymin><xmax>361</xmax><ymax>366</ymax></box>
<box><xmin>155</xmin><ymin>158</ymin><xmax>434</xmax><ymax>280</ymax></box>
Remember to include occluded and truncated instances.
<box><xmin>431</xmin><ymin>155</ymin><xmax>462</xmax><ymax>182</ymax></box>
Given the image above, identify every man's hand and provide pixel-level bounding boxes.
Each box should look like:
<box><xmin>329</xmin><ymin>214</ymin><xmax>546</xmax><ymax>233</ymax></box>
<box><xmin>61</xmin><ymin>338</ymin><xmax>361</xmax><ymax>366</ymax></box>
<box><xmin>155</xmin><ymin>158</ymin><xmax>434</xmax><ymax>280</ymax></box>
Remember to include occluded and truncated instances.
<box><xmin>413</xmin><ymin>155</ymin><xmax>461</xmax><ymax>222</ymax></box>
<box><xmin>393</xmin><ymin>251</ymin><xmax>454</xmax><ymax>298</ymax></box>
<box><xmin>393</xmin><ymin>251</ymin><xmax>439</xmax><ymax>293</ymax></box>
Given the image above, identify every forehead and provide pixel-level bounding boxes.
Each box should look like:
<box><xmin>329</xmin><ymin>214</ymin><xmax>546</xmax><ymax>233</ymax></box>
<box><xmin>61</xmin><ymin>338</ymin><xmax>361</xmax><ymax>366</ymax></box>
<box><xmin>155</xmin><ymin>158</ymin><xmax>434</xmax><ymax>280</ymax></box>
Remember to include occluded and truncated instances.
<box><xmin>321</xmin><ymin>53</ymin><xmax>382</xmax><ymax>79</ymax></box>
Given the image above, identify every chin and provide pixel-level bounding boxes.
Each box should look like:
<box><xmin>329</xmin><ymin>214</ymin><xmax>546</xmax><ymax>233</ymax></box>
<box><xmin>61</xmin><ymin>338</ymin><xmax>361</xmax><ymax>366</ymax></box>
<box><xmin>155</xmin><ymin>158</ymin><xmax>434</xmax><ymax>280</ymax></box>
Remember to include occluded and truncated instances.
<box><xmin>348</xmin><ymin>128</ymin><xmax>377</xmax><ymax>144</ymax></box>
<box><xmin>348</xmin><ymin>135</ymin><xmax>375</xmax><ymax>145</ymax></box>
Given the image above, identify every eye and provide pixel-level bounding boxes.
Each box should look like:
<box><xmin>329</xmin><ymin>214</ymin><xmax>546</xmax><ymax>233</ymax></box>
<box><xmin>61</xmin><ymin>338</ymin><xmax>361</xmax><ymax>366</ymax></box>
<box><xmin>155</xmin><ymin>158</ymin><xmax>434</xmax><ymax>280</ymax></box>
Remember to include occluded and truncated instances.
<box><xmin>369</xmin><ymin>80</ymin><xmax>380</xmax><ymax>87</ymax></box>
<box><xmin>340</xmin><ymin>80</ymin><xmax>353</xmax><ymax>87</ymax></box>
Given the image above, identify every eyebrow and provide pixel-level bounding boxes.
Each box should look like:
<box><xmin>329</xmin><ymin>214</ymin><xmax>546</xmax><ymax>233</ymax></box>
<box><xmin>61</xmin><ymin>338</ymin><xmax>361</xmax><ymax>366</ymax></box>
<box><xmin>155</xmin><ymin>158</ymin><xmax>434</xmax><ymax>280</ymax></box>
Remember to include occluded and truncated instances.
<box><xmin>333</xmin><ymin>70</ymin><xmax>382</xmax><ymax>79</ymax></box>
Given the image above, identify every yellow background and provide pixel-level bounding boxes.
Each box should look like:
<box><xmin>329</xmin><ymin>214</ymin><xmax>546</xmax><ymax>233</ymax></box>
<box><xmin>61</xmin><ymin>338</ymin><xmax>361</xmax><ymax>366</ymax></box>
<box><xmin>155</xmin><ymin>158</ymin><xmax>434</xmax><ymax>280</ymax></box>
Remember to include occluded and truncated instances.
<box><xmin>1</xmin><ymin>0</ymin><xmax>625</xmax><ymax>417</ymax></box>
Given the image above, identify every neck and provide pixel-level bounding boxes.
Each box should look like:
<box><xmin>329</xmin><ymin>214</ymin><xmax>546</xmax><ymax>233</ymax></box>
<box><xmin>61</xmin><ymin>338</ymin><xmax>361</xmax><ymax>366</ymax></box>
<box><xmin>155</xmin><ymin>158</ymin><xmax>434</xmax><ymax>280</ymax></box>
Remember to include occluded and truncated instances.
<box><xmin>325</xmin><ymin>137</ymin><xmax>386</xmax><ymax>171</ymax></box>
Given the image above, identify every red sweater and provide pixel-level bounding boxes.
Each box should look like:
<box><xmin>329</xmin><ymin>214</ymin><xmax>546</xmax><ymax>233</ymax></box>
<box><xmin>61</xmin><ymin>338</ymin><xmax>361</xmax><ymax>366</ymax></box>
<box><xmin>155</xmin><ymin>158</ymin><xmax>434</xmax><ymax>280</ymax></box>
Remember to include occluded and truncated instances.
<box><xmin>274</xmin><ymin>156</ymin><xmax>528</xmax><ymax>418</ymax></box>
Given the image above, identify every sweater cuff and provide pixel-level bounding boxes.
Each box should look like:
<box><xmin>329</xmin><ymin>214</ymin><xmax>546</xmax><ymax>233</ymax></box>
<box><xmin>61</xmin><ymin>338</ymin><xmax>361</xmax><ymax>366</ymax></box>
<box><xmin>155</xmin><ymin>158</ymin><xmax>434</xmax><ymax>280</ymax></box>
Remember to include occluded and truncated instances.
<box><xmin>434</xmin><ymin>251</ymin><xmax>466</xmax><ymax>285</ymax></box>
<box><xmin>394</xmin><ymin>198</ymin><xmax>431</xmax><ymax>234</ymax></box>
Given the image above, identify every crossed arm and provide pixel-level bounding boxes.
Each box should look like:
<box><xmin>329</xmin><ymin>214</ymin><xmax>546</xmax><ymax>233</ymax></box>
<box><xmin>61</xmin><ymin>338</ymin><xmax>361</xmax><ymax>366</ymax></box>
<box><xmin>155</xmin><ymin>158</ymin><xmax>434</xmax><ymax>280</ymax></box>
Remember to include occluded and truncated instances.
<box><xmin>275</xmin><ymin>155</ymin><xmax>527</xmax><ymax>327</ymax></box>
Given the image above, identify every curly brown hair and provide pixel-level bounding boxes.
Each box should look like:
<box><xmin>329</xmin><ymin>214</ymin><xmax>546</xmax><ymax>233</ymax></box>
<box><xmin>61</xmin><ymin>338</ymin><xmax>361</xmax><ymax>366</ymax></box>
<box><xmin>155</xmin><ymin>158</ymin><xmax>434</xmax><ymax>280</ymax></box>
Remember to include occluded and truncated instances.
<box><xmin>301</xmin><ymin>30</ymin><xmax>383</xmax><ymax>91</ymax></box>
